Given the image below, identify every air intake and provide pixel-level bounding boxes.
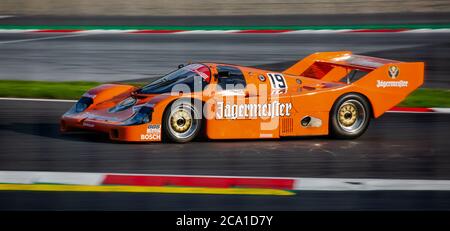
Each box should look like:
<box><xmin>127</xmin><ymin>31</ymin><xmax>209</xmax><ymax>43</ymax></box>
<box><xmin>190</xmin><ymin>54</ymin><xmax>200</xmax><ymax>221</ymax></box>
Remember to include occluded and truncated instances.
<box><xmin>281</xmin><ymin>118</ymin><xmax>294</xmax><ymax>134</ymax></box>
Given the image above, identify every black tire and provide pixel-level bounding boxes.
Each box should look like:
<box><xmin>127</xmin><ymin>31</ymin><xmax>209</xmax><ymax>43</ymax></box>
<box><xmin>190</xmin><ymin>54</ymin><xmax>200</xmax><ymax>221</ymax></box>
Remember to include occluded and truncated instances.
<box><xmin>162</xmin><ymin>99</ymin><xmax>202</xmax><ymax>143</ymax></box>
<box><xmin>329</xmin><ymin>93</ymin><xmax>371</xmax><ymax>139</ymax></box>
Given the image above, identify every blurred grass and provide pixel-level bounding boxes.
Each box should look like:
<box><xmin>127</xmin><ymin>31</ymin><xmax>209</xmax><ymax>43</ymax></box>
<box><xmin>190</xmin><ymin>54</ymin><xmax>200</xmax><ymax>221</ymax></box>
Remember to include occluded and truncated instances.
<box><xmin>0</xmin><ymin>80</ymin><xmax>100</xmax><ymax>100</ymax></box>
<box><xmin>399</xmin><ymin>88</ymin><xmax>450</xmax><ymax>108</ymax></box>
<box><xmin>0</xmin><ymin>80</ymin><xmax>448</xmax><ymax>107</ymax></box>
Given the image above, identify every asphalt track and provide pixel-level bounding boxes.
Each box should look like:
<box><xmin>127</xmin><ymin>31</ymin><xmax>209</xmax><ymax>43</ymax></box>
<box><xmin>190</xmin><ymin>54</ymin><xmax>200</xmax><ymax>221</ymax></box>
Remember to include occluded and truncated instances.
<box><xmin>1</xmin><ymin>100</ymin><xmax>450</xmax><ymax>178</ymax></box>
<box><xmin>2</xmin><ymin>13</ymin><xmax>450</xmax><ymax>26</ymax></box>
<box><xmin>0</xmin><ymin>99</ymin><xmax>449</xmax><ymax>210</ymax></box>
<box><xmin>2</xmin><ymin>191</ymin><xmax>450</xmax><ymax>211</ymax></box>
<box><xmin>0</xmin><ymin>33</ymin><xmax>449</xmax><ymax>88</ymax></box>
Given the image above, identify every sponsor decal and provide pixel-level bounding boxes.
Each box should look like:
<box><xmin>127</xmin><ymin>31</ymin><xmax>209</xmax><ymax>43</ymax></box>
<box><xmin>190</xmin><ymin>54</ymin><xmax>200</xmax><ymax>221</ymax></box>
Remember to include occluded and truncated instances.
<box><xmin>377</xmin><ymin>66</ymin><xmax>407</xmax><ymax>88</ymax></box>
<box><xmin>376</xmin><ymin>80</ymin><xmax>408</xmax><ymax>88</ymax></box>
<box><xmin>141</xmin><ymin>124</ymin><xmax>161</xmax><ymax>141</ymax></box>
<box><xmin>216</xmin><ymin>101</ymin><xmax>293</xmax><ymax>119</ymax></box>
<box><xmin>267</xmin><ymin>73</ymin><xmax>288</xmax><ymax>95</ymax></box>
<box><xmin>82</xmin><ymin>122</ymin><xmax>95</xmax><ymax>128</ymax></box>
<box><xmin>84</xmin><ymin>112</ymin><xmax>120</xmax><ymax>122</ymax></box>
<box><xmin>388</xmin><ymin>65</ymin><xmax>400</xmax><ymax>79</ymax></box>
<box><xmin>147</xmin><ymin>124</ymin><xmax>161</xmax><ymax>133</ymax></box>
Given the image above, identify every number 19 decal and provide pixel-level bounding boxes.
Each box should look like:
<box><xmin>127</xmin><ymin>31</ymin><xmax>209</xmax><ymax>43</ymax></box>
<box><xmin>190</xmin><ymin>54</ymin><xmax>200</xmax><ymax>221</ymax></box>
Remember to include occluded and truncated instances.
<box><xmin>268</xmin><ymin>73</ymin><xmax>287</xmax><ymax>90</ymax></box>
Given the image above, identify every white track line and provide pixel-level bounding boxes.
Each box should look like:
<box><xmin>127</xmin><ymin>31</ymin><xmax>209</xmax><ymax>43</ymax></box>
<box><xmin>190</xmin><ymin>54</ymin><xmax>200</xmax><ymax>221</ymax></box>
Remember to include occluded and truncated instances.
<box><xmin>386</xmin><ymin>111</ymin><xmax>434</xmax><ymax>114</ymax></box>
<box><xmin>0</xmin><ymin>33</ymin><xmax>93</xmax><ymax>44</ymax></box>
<box><xmin>0</xmin><ymin>97</ymin><xmax>76</xmax><ymax>102</ymax></box>
<box><xmin>0</xmin><ymin>29</ymin><xmax>36</xmax><ymax>33</ymax></box>
<box><xmin>387</xmin><ymin>109</ymin><xmax>450</xmax><ymax>114</ymax></box>
<box><xmin>0</xmin><ymin>29</ymin><xmax>448</xmax><ymax>34</ymax></box>
<box><xmin>285</xmin><ymin>29</ymin><xmax>351</xmax><ymax>34</ymax></box>
<box><xmin>76</xmin><ymin>29</ymin><xmax>139</xmax><ymax>34</ymax></box>
<box><xmin>0</xmin><ymin>171</ymin><xmax>104</xmax><ymax>185</ymax></box>
<box><xmin>1</xmin><ymin>171</ymin><xmax>450</xmax><ymax>191</ymax></box>
<box><xmin>432</xmin><ymin>108</ymin><xmax>450</xmax><ymax>113</ymax></box>
<box><xmin>0</xmin><ymin>15</ymin><xmax>14</xmax><ymax>19</ymax></box>
<box><xmin>295</xmin><ymin>178</ymin><xmax>450</xmax><ymax>191</ymax></box>
<box><xmin>174</xmin><ymin>30</ymin><xmax>240</xmax><ymax>34</ymax></box>
<box><xmin>402</xmin><ymin>29</ymin><xmax>450</xmax><ymax>33</ymax></box>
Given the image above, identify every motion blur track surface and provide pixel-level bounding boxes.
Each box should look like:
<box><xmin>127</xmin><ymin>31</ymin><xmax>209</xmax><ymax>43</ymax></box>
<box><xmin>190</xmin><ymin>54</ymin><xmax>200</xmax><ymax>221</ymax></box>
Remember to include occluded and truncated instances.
<box><xmin>1</xmin><ymin>100</ymin><xmax>449</xmax><ymax>179</ymax></box>
<box><xmin>0</xmin><ymin>99</ymin><xmax>449</xmax><ymax>210</ymax></box>
<box><xmin>1</xmin><ymin>13</ymin><xmax>450</xmax><ymax>27</ymax></box>
<box><xmin>1</xmin><ymin>191</ymin><xmax>450</xmax><ymax>211</ymax></box>
<box><xmin>0</xmin><ymin>33</ymin><xmax>449</xmax><ymax>88</ymax></box>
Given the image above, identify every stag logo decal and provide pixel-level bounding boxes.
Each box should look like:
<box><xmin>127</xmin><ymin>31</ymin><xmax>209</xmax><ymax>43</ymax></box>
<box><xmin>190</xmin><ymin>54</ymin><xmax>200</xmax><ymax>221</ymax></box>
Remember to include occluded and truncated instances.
<box><xmin>388</xmin><ymin>65</ymin><xmax>399</xmax><ymax>79</ymax></box>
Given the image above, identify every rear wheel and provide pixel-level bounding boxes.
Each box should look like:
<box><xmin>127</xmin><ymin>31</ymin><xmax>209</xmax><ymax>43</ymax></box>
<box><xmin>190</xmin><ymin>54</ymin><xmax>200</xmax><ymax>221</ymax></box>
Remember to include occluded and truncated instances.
<box><xmin>330</xmin><ymin>93</ymin><xmax>371</xmax><ymax>139</ymax></box>
<box><xmin>163</xmin><ymin>99</ymin><xmax>202</xmax><ymax>143</ymax></box>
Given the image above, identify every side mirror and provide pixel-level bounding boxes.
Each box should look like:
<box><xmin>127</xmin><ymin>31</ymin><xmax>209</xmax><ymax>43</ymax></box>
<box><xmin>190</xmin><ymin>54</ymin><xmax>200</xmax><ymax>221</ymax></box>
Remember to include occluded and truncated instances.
<box><xmin>178</xmin><ymin>64</ymin><xmax>185</xmax><ymax>69</ymax></box>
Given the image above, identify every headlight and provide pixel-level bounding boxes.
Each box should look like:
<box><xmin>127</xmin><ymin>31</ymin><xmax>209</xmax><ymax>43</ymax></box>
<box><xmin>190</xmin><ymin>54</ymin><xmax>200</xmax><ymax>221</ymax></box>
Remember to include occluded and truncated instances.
<box><xmin>122</xmin><ymin>106</ymin><xmax>153</xmax><ymax>125</ymax></box>
<box><xmin>64</xmin><ymin>97</ymin><xmax>93</xmax><ymax>115</ymax></box>
<box><xmin>75</xmin><ymin>97</ymin><xmax>94</xmax><ymax>113</ymax></box>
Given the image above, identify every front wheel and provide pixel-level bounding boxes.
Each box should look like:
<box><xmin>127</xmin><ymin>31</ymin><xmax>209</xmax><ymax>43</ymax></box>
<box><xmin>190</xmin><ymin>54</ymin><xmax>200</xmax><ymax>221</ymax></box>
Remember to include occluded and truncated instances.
<box><xmin>329</xmin><ymin>93</ymin><xmax>371</xmax><ymax>139</ymax></box>
<box><xmin>163</xmin><ymin>99</ymin><xmax>202</xmax><ymax>143</ymax></box>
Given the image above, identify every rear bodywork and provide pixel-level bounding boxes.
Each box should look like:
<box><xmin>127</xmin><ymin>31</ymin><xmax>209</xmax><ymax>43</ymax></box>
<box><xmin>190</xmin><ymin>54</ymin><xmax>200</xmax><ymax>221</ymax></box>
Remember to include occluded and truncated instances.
<box><xmin>60</xmin><ymin>51</ymin><xmax>424</xmax><ymax>142</ymax></box>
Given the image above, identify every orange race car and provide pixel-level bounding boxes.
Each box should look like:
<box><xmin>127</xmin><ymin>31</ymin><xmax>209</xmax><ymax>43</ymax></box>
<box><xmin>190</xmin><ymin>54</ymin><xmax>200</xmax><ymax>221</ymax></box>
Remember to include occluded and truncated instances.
<box><xmin>60</xmin><ymin>51</ymin><xmax>424</xmax><ymax>143</ymax></box>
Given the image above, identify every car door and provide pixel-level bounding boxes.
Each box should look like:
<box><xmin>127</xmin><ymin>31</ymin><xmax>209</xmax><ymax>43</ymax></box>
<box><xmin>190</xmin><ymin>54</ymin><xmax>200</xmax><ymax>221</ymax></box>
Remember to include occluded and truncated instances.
<box><xmin>206</xmin><ymin>65</ymin><xmax>280</xmax><ymax>139</ymax></box>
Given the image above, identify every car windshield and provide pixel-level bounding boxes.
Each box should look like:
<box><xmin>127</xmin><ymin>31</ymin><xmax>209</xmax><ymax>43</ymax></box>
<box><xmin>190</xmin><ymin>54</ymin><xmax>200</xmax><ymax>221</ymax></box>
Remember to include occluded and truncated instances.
<box><xmin>138</xmin><ymin>64</ymin><xmax>211</xmax><ymax>94</ymax></box>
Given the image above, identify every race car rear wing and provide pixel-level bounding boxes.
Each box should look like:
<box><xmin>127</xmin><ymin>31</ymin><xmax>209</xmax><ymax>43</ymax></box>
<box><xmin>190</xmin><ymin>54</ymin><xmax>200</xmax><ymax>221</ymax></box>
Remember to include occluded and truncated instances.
<box><xmin>283</xmin><ymin>51</ymin><xmax>424</xmax><ymax>117</ymax></box>
<box><xmin>283</xmin><ymin>51</ymin><xmax>403</xmax><ymax>79</ymax></box>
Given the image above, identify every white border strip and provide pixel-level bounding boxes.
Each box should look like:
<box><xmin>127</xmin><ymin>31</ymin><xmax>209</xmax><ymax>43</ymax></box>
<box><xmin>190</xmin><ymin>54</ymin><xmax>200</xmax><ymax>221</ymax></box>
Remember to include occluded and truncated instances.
<box><xmin>386</xmin><ymin>110</ymin><xmax>434</xmax><ymax>114</ymax></box>
<box><xmin>294</xmin><ymin>177</ymin><xmax>450</xmax><ymax>191</ymax></box>
<box><xmin>387</xmin><ymin>108</ymin><xmax>450</xmax><ymax>114</ymax></box>
<box><xmin>0</xmin><ymin>15</ymin><xmax>14</xmax><ymax>19</ymax></box>
<box><xmin>0</xmin><ymin>29</ymin><xmax>37</xmax><ymax>33</ymax></box>
<box><xmin>175</xmin><ymin>30</ymin><xmax>240</xmax><ymax>34</ymax></box>
<box><xmin>431</xmin><ymin>108</ymin><xmax>450</xmax><ymax>113</ymax></box>
<box><xmin>76</xmin><ymin>29</ymin><xmax>139</xmax><ymax>34</ymax></box>
<box><xmin>0</xmin><ymin>28</ymin><xmax>449</xmax><ymax>34</ymax></box>
<box><xmin>0</xmin><ymin>171</ymin><xmax>104</xmax><ymax>185</ymax></box>
<box><xmin>1</xmin><ymin>171</ymin><xmax>450</xmax><ymax>191</ymax></box>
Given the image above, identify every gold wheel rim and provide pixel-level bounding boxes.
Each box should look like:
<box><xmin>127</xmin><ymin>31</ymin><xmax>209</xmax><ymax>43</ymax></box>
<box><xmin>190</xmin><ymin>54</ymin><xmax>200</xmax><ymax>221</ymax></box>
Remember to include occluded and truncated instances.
<box><xmin>338</xmin><ymin>103</ymin><xmax>358</xmax><ymax>127</ymax></box>
<box><xmin>170</xmin><ymin>109</ymin><xmax>192</xmax><ymax>133</ymax></box>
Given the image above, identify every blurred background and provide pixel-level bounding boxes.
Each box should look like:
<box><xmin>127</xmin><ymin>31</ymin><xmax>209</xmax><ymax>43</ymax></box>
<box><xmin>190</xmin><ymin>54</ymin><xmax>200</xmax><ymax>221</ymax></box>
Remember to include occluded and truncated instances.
<box><xmin>0</xmin><ymin>0</ymin><xmax>449</xmax><ymax>211</ymax></box>
<box><xmin>1</xmin><ymin>0</ymin><xmax>449</xmax><ymax>15</ymax></box>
